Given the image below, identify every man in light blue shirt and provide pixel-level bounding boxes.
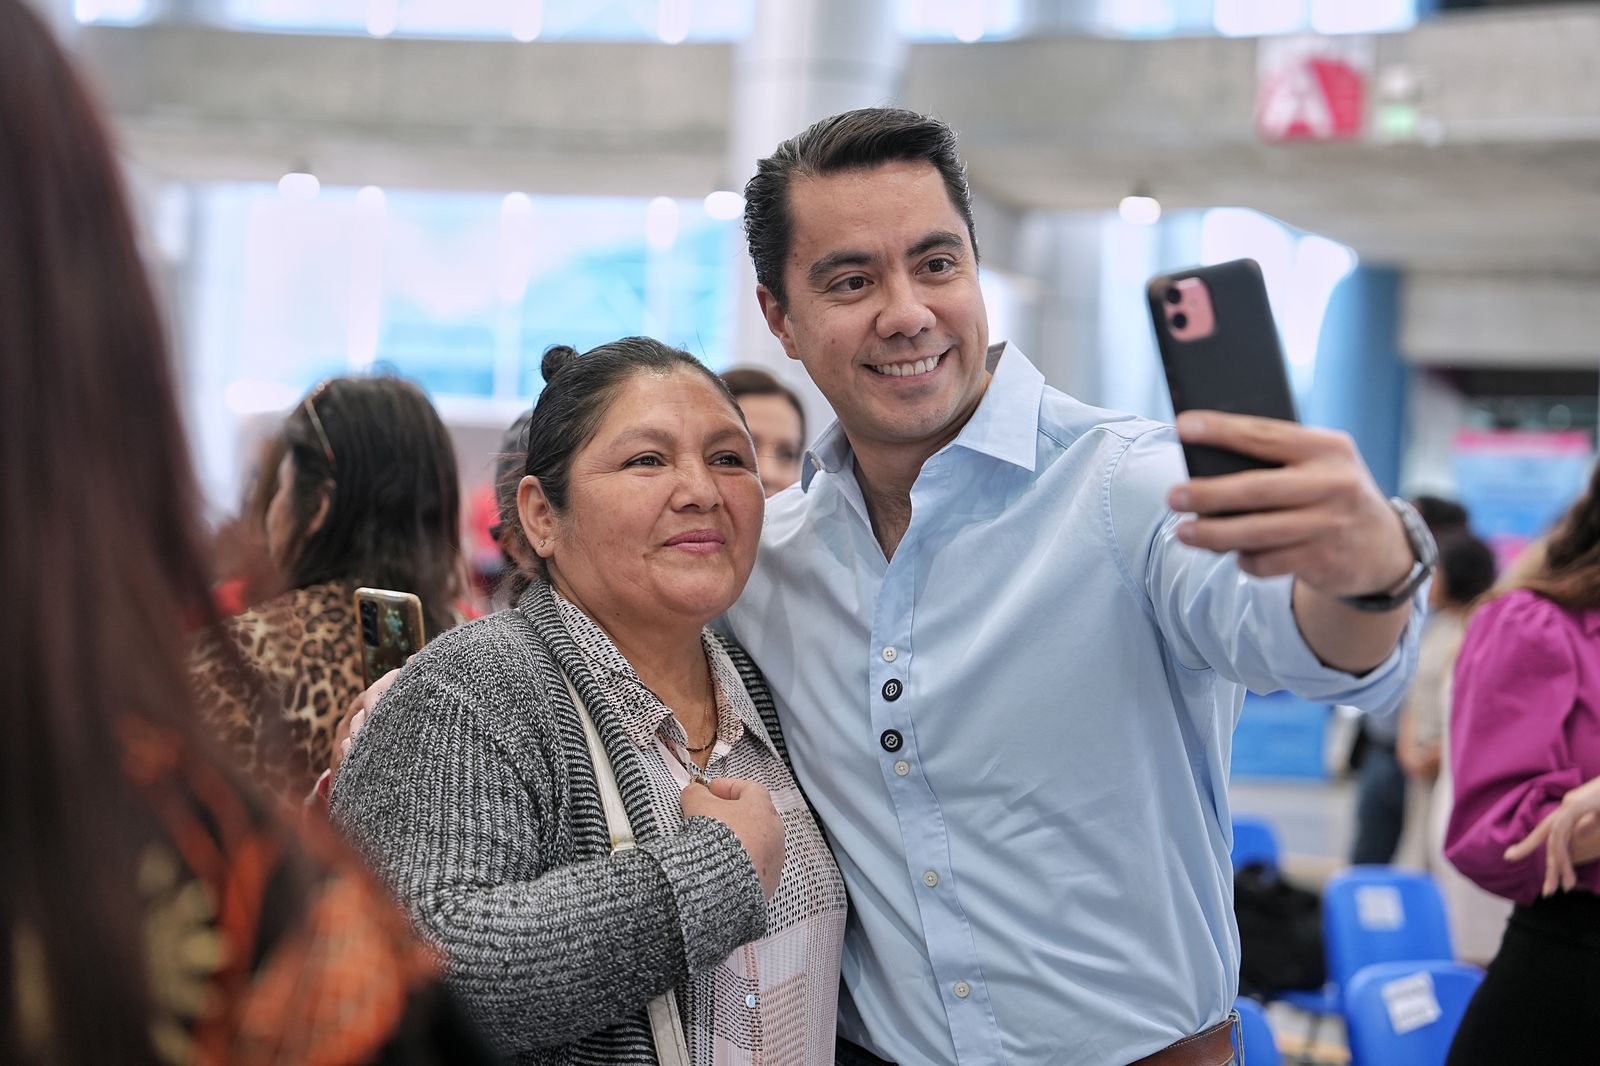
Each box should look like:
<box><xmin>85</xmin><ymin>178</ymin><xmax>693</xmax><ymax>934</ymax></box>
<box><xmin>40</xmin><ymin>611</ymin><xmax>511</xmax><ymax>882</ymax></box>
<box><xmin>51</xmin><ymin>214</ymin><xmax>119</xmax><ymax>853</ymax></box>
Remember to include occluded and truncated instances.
<box><xmin>723</xmin><ymin>110</ymin><xmax>1430</xmax><ymax>1065</ymax></box>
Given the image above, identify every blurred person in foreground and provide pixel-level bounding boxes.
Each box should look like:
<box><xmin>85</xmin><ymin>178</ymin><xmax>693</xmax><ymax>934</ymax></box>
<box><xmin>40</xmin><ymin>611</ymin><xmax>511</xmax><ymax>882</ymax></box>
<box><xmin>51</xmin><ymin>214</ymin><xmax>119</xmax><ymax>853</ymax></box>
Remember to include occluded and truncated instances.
<box><xmin>1444</xmin><ymin>460</ymin><xmax>1600</xmax><ymax>1066</ymax></box>
<box><xmin>720</xmin><ymin>366</ymin><xmax>808</xmax><ymax>496</ymax></box>
<box><xmin>727</xmin><ymin>107</ymin><xmax>1430</xmax><ymax>1065</ymax></box>
<box><xmin>189</xmin><ymin>375</ymin><xmax>463</xmax><ymax>800</ymax></box>
<box><xmin>1396</xmin><ymin>531</ymin><xmax>1509</xmax><ymax>961</ymax></box>
<box><xmin>332</xmin><ymin>339</ymin><xmax>846</xmax><ymax>1064</ymax></box>
<box><xmin>0</xmin><ymin>4</ymin><xmax>488</xmax><ymax>1061</ymax></box>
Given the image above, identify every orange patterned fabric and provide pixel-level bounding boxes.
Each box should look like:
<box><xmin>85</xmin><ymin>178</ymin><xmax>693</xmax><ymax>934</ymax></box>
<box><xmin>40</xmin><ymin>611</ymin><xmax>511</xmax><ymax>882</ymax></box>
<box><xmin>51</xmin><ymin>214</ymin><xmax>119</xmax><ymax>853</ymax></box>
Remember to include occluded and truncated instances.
<box><xmin>120</xmin><ymin>718</ymin><xmax>439</xmax><ymax>1066</ymax></box>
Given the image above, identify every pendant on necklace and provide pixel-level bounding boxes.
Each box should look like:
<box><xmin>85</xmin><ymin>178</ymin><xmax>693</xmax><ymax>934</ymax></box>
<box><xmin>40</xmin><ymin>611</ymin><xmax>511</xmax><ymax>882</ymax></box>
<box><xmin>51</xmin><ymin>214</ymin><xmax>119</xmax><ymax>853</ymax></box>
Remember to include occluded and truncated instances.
<box><xmin>675</xmin><ymin>749</ymin><xmax>711</xmax><ymax>787</ymax></box>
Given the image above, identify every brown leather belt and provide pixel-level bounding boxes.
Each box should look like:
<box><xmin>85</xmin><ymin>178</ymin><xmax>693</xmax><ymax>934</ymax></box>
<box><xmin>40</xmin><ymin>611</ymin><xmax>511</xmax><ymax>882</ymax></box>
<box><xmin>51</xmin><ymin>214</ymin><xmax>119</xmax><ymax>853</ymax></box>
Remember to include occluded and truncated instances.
<box><xmin>837</xmin><ymin>1014</ymin><xmax>1239</xmax><ymax>1066</ymax></box>
<box><xmin>1127</xmin><ymin>1015</ymin><xmax>1239</xmax><ymax>1066</ymax></box>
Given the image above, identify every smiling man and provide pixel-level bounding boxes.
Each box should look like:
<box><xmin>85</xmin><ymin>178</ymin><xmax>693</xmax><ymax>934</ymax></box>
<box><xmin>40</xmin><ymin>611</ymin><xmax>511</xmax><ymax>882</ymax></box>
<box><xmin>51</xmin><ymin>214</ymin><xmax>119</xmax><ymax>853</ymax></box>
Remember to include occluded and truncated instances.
<box><xmin>721</xmin><ymin>109</ymin><xmax>1432</xmax><ymax>1065</ymax></box>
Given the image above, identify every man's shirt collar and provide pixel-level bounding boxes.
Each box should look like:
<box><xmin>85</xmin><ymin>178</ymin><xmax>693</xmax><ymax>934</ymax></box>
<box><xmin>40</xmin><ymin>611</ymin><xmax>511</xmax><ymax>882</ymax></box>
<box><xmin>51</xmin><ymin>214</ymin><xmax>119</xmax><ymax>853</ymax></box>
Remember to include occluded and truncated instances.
<box><xmin>800</xmin><ymin>341</ymin><xmax>1044</xmax><ymax>492</ymax></box>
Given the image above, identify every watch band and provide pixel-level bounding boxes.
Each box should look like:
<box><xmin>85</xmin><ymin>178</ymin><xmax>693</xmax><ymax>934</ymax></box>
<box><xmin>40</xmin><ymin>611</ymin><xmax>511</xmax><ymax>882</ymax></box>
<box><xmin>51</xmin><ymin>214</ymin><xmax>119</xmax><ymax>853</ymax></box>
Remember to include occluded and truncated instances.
<box><xmin>1339</xmin><ymin>498</ymin><xmax>1438</xmax><ymax>613</ymax></box>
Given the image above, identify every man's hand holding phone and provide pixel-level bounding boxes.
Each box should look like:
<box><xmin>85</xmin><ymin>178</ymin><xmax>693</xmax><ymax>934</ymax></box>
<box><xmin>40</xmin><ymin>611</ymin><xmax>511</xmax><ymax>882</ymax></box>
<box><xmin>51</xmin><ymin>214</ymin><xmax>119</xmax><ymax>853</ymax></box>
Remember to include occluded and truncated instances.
<box><xmin>1165</xmin><ymin>410</ymin><xmax>1421</xmax><ymax>675</ymax></box>
<box><xmin>1147</xmin><ymin>259</ymin><xmax>1424</xmax><ymax>674</ymax></box>
<box><xmin>1165</xmin><ymin>411</ymin><xmax>1414</xmax><ymax>600</ymax></box>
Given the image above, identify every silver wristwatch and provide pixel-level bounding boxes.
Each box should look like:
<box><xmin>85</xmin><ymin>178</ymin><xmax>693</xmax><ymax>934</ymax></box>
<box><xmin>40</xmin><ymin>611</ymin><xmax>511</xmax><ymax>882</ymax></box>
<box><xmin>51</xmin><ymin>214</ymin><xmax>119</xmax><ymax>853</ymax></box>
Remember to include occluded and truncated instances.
<box><xmin>1339</xmin><ymin>497</ymin><xmax>1438</xmax><ymax>613</ymax></box>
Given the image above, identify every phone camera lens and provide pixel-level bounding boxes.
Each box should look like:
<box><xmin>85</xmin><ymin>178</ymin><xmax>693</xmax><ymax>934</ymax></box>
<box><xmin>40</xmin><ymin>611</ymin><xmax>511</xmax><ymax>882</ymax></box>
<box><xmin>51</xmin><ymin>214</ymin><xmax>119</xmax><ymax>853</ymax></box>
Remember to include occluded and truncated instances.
<box><xmin>1165</xmin><ymin>287</ymin><xmax>1182</xmax><ymax>305</ymax></box>
<box><xmin>1171</xmin><ymin>312</ymin><xmax>1189</xmax><ymax>330</ymax></box>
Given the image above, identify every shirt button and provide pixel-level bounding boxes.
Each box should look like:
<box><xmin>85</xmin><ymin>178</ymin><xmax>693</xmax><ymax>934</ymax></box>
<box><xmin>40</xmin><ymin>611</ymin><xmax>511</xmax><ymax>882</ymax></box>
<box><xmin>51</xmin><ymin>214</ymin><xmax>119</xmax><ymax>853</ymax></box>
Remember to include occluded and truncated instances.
<box><xmin>880</xmin><ymin>729</ymin><xmax>903</xmax><ymax>753</ymax></box>
<box><xmin>745</xmin><ymin>993</ymin><xmax>758</xmax><ymax>1009</ymax></box>
<box><xmin>881</xmin><ymin>645</ymin><xmax>898</xmax><ymax>663</ymax></box>
<box><xmin>882</xmin><ymin>678</ymin><xmax>903</xmax><ymax>702</ymax></box>
<box><xmin>953</xmin><ymin>981</ymin><xmax>971</xmax><ymax>999</ymax></box>
<box><xmin>894</xmin><ymin>760</ymin><xmax>910</xmax><ymax>776</ymax></box>
<box><xmin>922</xmin><ymin>870</ymin><xmax>939</xmax><ymax>888</ymax></box>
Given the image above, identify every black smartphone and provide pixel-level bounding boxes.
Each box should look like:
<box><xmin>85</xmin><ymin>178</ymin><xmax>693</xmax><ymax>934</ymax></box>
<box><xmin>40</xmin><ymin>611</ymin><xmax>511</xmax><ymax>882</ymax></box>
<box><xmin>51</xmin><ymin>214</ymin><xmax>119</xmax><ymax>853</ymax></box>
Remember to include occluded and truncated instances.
<box><xmin>1146</xmin><ymin>258</ymin><xmax>1299</xmax><ymax>479</ymax></box>
<box><xmin>353</xmin><ymin>587</ymin><xmax>426</xmax><ymax>689</ymax></box>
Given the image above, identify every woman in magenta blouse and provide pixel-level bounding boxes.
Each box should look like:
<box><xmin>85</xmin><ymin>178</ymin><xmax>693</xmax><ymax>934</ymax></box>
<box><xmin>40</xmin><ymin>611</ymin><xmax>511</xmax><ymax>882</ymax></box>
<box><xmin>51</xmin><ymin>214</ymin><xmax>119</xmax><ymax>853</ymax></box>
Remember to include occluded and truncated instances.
<box><xmin>1444</xmin><ymin>466</ymin><xmax>1600</xmax><ymax>1066</ymax></box>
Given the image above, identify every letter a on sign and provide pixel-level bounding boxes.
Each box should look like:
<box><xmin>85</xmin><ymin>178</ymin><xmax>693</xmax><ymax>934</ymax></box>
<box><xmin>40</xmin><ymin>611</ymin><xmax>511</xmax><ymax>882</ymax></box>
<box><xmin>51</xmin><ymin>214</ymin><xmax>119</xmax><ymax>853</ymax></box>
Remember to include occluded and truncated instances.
<box><xmin>1256</xmin><ymin>35</ymin><xmax>1371</xmax><ymax>142</ymax></box>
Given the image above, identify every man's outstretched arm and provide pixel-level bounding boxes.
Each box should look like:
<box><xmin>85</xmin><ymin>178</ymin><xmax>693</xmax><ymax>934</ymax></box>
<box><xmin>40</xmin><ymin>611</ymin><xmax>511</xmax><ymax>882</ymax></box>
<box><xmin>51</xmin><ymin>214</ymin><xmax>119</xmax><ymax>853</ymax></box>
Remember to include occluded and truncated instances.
<box><xmin>1165</xmin><ymin>411</ymin><xmax>1420</xmax><ymax>675</ymax></box>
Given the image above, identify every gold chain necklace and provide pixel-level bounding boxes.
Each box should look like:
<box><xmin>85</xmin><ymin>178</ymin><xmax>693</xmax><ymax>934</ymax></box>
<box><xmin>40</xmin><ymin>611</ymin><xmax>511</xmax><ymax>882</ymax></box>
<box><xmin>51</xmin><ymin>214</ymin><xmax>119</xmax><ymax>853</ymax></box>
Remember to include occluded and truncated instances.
<box><xmin>675</xmin><ymin>661</ymin><xmax>719</xmax><ymax>755</ymax></box>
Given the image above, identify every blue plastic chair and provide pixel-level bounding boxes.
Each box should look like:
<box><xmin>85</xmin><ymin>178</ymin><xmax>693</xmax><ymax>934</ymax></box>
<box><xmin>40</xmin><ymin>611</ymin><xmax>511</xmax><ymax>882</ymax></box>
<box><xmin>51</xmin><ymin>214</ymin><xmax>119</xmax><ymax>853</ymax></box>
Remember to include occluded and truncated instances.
<box><xmin>1234</xmin><ymin>997</ymin><xmax>1282</xmax><ymax>1066</ymax></box>
<box><xmin>1274</xmin><ymin>866</ymin><xmax>1455</xmax><ymax>1059</ymax></box>
<box><xmin>1343</xmin><ymin>961</ymin><xmax>1484</xmax><ymax>1066</ymax></box>
<box><xmin>1231</xmin><ymin>814</ymin><xmax>1282</xmax><ymax>873</ymax></box>
<box><xmin>1323</xmin><ymin>867</ymin><xmax>1454</xmax><ymax>994</ymax></box>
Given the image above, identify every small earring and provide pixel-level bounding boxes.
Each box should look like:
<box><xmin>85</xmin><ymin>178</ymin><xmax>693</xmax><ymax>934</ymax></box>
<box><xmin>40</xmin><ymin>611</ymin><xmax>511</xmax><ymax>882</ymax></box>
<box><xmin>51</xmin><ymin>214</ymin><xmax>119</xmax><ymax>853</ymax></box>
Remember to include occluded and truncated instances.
<box><xmin>538</xmin><ymin>540</ymin><xmax>548</xmax><ymax>549</ymax></box>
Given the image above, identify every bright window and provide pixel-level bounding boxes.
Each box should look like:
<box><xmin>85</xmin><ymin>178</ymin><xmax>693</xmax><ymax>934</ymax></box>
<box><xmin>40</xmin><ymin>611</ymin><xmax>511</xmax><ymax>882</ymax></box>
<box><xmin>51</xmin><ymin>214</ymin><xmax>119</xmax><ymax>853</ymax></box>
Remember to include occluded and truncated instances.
<box><xmin>184</xmin><ymin>181</ymin><xmax>740</xmax><ymax>502</ymax></box>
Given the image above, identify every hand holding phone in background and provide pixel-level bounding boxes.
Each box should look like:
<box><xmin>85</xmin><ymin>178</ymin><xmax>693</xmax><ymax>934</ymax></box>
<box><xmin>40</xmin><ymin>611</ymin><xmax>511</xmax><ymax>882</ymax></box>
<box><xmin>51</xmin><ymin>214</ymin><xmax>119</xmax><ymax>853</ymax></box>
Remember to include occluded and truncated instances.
<box><xmin>330</xmin><ymin>667</ymin><xmax>404</xmax><ymax>777</ymax></box>
<box><xmin>1147</xmin><ymin>260</ymin><xmax>1413</xmax><ymax>603</ymax></box>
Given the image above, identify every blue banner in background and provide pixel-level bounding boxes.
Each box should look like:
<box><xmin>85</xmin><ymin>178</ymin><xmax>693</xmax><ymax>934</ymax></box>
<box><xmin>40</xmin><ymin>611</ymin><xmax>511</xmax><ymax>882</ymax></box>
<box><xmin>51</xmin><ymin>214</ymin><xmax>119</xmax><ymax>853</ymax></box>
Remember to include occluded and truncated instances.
<box><xmin>1232</xmin><ymin>692</ymin><xmax>1331</xmax><ymax>782</ymax></box>
<box><xmin>1452</xmin><ymin>430</ymin><xmax>1594</xmax><ymax>570</ymax></box>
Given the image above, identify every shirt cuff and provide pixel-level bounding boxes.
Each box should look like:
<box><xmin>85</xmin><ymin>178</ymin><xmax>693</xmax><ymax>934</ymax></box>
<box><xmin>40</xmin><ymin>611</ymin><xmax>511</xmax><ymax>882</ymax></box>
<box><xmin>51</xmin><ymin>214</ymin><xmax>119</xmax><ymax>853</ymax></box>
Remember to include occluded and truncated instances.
<box><xmin>1255</xmin><ymin>574</ymin><xmax>1428</xmax><ymax>715</ymax></box>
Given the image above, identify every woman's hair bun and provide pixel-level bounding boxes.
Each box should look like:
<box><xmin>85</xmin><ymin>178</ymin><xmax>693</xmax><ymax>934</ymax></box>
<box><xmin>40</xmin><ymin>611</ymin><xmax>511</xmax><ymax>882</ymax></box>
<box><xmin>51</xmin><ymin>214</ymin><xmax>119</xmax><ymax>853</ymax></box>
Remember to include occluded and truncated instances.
<box><xmin>541</xmin><ymin>344</ymin><xmax>581</xmax><ymax>384</ymax></box>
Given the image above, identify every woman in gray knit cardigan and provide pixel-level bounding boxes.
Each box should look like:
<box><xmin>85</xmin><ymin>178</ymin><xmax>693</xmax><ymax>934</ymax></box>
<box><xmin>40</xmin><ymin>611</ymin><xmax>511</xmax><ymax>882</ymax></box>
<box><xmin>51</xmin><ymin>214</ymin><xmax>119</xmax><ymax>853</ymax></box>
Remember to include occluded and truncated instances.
<box><xmin>332</xmin><ymin>338</ymin><xmax>846</xmax><ymax>1065</ymax></box>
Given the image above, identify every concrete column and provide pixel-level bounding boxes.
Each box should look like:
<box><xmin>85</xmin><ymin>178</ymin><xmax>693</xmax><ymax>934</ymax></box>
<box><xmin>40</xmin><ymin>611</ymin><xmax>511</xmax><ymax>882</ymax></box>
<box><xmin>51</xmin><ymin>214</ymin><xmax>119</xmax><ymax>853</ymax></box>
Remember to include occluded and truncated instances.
<box><xmin>1016</xmin><ymin>0</ymin><xmax>1100</xmax><ymax>34</ymax></box>
<box><xmin>1019</xmin><ymin>209</ymin><xmax>1206</xmax><ymax>419</ymax></box>
<box><xmin>1018</xmin><ymin>212</ymin><xmax>1105</xmax><ymax>402</ymax></box>
<box><xmin>722</xmin><ymin>0</ymin><xmax>905</xmax><ymax>437</ymax></box>
<box><xmin>1019</xmin><ymin>0</ymin><xmax>1213</xmax><ymax>36</ymax></box>
<box><xmin>148</xmin><ymin>0</ymin><xmax>215</xmax><ymax>25</ymax></box>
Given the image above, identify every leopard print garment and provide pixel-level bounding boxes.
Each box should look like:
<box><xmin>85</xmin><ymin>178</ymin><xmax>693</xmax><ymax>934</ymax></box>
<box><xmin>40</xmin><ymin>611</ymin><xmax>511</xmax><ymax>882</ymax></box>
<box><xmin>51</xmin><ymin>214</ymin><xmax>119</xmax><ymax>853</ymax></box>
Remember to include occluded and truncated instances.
<box><xmin>190</xmin><ymin>581</ymin><xmax>365</xmax><ymax>801</ymax></box>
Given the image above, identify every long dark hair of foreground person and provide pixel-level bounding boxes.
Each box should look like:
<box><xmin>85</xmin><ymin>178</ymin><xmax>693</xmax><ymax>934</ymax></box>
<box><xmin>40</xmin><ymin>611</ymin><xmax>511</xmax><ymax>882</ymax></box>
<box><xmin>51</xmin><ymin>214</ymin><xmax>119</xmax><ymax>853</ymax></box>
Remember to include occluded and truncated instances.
<box><xmin>0</xmin><ymin>2</ymin><xmax>249</xmax><ymax>1057</ymax></box>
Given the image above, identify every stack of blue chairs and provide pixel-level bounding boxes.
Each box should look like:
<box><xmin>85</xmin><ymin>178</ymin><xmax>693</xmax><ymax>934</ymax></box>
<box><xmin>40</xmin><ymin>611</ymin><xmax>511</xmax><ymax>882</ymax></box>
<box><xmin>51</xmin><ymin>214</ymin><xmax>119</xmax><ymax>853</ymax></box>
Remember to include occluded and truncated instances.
<box><xmin>1229</xmin><ymin>820</ymin><xmax>1483</xmax><ymax>1065</ymax></box>
<box><xmin>1282</xmin><ymin>865</ymin><xmax>1480</xmax><ymax>1065</ymax></box>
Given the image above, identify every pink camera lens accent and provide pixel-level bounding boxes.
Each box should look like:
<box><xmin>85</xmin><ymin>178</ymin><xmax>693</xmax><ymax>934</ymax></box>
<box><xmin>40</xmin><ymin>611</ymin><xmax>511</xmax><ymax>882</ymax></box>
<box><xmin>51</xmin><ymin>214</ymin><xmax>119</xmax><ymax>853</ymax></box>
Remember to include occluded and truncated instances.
<box><xmin>1164</xmin><ymin>276</ymin><xmax>1216</xmax><ymax>342</ymax></box>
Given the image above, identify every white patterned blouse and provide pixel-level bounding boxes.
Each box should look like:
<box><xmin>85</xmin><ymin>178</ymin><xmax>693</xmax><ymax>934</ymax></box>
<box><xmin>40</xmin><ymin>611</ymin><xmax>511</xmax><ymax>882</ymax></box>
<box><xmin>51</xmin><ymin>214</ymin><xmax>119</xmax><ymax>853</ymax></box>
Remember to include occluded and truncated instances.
<box><xmin>556</xmin><ymin>594</ymin><xmax>848</xmax><ymax>1066</ymax></box>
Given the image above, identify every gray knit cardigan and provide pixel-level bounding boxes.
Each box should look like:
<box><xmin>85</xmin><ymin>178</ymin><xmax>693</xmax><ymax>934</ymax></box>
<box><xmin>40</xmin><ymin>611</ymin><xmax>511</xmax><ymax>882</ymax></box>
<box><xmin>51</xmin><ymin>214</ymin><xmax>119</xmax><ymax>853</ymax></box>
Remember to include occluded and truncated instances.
<box><xmin>331</xmin><ymin>581</ymin><xmax>777</xmax><ymax>1064</ymax></box>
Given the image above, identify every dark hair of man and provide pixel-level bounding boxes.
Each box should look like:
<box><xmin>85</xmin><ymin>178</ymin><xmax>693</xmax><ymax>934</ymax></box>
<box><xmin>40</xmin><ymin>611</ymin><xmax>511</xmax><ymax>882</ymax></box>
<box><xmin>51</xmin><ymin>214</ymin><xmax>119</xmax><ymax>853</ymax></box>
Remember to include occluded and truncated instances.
<box><xmin>278</xmin><ymin>376</ymin><xmax>463</xmax><ymax>638</ymax></box>
<box><xmin>1435</xmin><ymin>532</ymin><xmax>1497</xmax><ymax>607</ymax></box>
<box><xmin>0</xmin><ymin>4</ymin><xmax>296</xmax><ymax>1058</ymax></box>
<box><xmin>496</xmin><ymin>338</ymin><xmax>745</xmax><ymax>602</ymax></box>
<box><xmin>719</xmin><ymin>365</ymin><xmax>808</xmax><ymax>444</ymax></box>
<box><xmin>1509</xmin><ymin>457</ymin><xmax>1600</xmax><ymax>610</ymax></box>
<box><xmin>742</xmin><ymin>107</ymin><xmax>980</xmax><ymax>310</ymax></box>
